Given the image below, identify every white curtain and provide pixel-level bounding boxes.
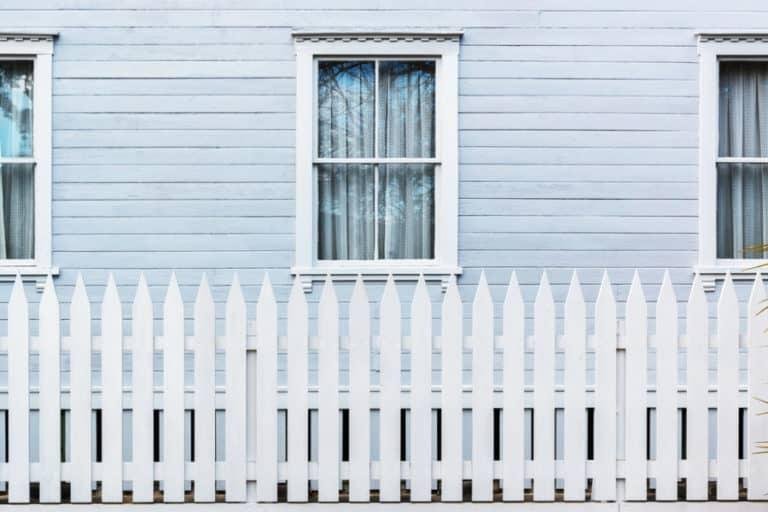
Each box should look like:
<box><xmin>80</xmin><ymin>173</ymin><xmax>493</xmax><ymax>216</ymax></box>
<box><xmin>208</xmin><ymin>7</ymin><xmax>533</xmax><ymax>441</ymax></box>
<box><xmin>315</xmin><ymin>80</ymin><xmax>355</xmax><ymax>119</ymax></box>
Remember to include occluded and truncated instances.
<box><xmin>0</xmin><ymin>62</ymin><xmax>34</xmax><ymax>259</ymax></box>
<box><xmin>718</xmin><ymin>61</ymin><xmax>768</xmax><ymax>259</ymax></box>
<box><xmin>316</xmin><ymin>60</ymin><xmax>435</xmax><ymax>260</ymax></box>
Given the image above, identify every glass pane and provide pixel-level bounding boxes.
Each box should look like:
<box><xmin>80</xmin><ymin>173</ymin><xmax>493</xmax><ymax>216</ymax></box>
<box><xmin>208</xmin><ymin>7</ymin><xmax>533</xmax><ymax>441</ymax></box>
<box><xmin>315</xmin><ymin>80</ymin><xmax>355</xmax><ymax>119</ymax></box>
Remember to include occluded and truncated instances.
<box><xmin>317</xmin><ymin>61</ymin><xmax>374</xmax><ymax>159</ymax></box>
<box><xmin>317</xmin><ymin>164</ymin><xmax>375</xmax><ymax>260</ymax></box>
<box><xmin>717</xmin><ymin>162</ymin><xmax>768</xmax><ymax>259</ymax></box>
<box><xmin>719</xmin><ymin>61</ymin><xmax>768</xmax><ymax>157</ymax></box>
<box><xmin>378</xmin><ymin>164</ymin><xmax>434</xmax><ymax>259</ymax></box>
<box><xmin>0</xmin><ymin>61</ymin><xmax>34</xmax><ymax>158</ymax></box>
<box><xmin>0</xmin><ymin>163</ymin><xmax>35</xmax><ymax>259</ymax></box>
<box><xmin>378</xmin><ymin>61</ymin><xmax>435</xmax><ymax>158</ymax></box>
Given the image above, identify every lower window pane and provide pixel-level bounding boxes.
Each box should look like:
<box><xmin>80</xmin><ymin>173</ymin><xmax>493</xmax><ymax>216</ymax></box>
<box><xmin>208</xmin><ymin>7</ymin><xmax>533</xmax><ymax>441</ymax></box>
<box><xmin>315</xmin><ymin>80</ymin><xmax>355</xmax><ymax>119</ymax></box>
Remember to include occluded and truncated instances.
<box><xmin>378</xmin><ymin>164</ymin><xmax>434</xmax><ymax>259</ymax></box>
<box><xmin>717</xmin><ymin>162</ymin><xmax>768</xmax><ymax>259</ymax></box>
<box><xmin>0</xmin><ymin>163</ymin><xmax>34</xmax><ymax>260</ymax></box>
<box><xmin>317</xmin><ymin>164</ymin><xmax>375</xmax><ymax>260</ymax></box>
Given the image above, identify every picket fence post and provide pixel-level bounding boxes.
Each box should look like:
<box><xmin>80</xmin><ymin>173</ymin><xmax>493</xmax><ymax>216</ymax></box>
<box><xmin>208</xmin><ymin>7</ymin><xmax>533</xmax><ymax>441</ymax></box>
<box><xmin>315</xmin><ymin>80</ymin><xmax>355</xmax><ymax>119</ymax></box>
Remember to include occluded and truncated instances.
<box><xmin>8</xmin><ymin>275</ymin><xmax>29</xmax><ymax>503</ymax></box>
<box><xmin>410</xmin><ymin>275</ymin><xmax>432</xmax><ymax>502</ymax></box>
<box><xmin>533</xmin><ymin>272</ymin><xmax>555</xmax><ymax>501</ymax></box>
<box><xmin>748</xmin><ymin>274</ymin><xmax>768</xmax><ymax>499</ymax></box>
<box><xmin>101</xmin><ymin>274</ymin><xmax>123</xmax><ymax>502</ymax></box>
<box><xmin>193</xmin><ymin>274</ymin><xmax>216</xmax><ymax>502</ymax></box>
<box><xmin>655</xmin><ymin>271</ymin><xmax>678</xmax><ymax>501</ymax></box>
<box><xmin>472</xmin><ymin>271</ymin><xmax>494</xmax><ymax>501</ymax></box>
<box><xmin>718</xmin><ymin>274</ymin><xmax>739</xmax><ymax>500</ymax></box>
<box><xmin>254</xmin><ymin>273</ymin><xmax>276</xmax><ymax>502</ymax></box>
<box><xmin>624</xmin><ymin>271</ymin><xmax>647</xmax><ymax>500</ymax></box>
<box><xmin>686</xmin><ymin>274</ymin><xmax>709</xmax><ymax>500</ymax></box>
<box><xmin>440</xmin><ymin>275</ymin><xmax>462</xmax><ymax>502</ymax></box>
<box><xmin>38</xmin><ymin>275</ymin><xmax>61</xmax><ymax>503</ymax></box>
<box><xmin>502</xmin><ymin>272</ymin><xmax>525</xmax><ymax>501</ymax></box>
<box><xmin>563</xmin><ymin>272</ymin><xmax>586</xmax><ymax>501</ymax></box>
<box><xmin>348</xmin><ymin>276</ymin><xmax>371</xmax><ymax>502</ymax></box>
<box><xmin>379</xmin><ymin>275</ymin><xmax>402</xmax><ymax>502</ymax></box>
<box><xmin>69</xmin><ymin>274</ymin><xmax>92</xmax><ymax>503</ymax></box>
<box><xmin>286</xmin><ymin>276</ymin><xmax>308</xmax><ymax>502</ymax></box>
<box><xmin>318</xmin><ymin>277</ymin><xmax>340</xmax><ymax>502</ymax></box>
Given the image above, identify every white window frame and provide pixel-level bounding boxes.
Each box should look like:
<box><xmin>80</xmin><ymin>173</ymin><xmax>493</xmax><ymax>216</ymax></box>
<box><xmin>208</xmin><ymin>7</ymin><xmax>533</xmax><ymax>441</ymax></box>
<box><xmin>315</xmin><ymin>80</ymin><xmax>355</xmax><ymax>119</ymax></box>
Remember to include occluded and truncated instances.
<box><xmin>291</xmin><ymin>30</ymin><xmax>462</xmax><ymax>291</ymax></box>
<box><xmin>0</xmin><ymin>33</ymin><xmax>57</xmax><ymax>282</ymax></box>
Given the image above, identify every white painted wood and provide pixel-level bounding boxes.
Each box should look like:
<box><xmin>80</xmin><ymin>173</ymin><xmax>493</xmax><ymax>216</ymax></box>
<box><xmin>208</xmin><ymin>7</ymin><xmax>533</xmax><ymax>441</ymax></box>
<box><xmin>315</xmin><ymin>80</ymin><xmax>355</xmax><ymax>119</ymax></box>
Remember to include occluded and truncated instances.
<box><xmin>100</xmin><ymin>273</ymin><xmax>123</xmax><ymax>502</ymax></box>
<box><xmin>624</xmin><ymin>271</ymin><xmax>648</xmax><ymax>501</ymax></box>
<box><xmin>717</xmin><ymin>273</ymin><xmax>739</xmax><ymax>500</ymax></box>
<box><xmin>348</xmin><ymin>275</ymin><xmax>371</xmax><ymax>502</ymax></box>
<box><xmin>379</xmin><ymin>275</ymin><xmax>402</xmax><ymax>502</ymax></box>
<box><xmin>287</xmin><ymin>276</ymin><xmax>309</xmax><ymax>501</ymax></box>
<box><xmin>163</xmin><ymin>273</ymin><xmax>185</xmax><ymax>502</ymax></box>
<box><xmin>318</xmin><ymin>276</ymin><xmax>340</xmax><ymax>501</ymax></box>
<box><xmin>592</xmin><ymin>271</ymin><xmax>617</xmax><ymax>502</ymax></box>
<box><xmin>472</xmin><ymin>271</ymin><xmax>494</xmax><ymax>501</ymax></box>
<box><xmin>747</xmin><ymin>273</ymin><xmax>768</xmax><ymax>500</ymax></box>
<box><xmin>533</xmin><ymin>272</ymin><xmax>555</xmax><ymax>501</ymax></box>
<box><xmin>441</xmin><ymin>275</ymin><xmax>462</xmax><ymax>502</ymax></box>
<box><xmin>655</xmin><ymin>271</ymin><xmax>678</xmax><ymax>501</ymax></box>
<box><xmin>38</xmin><ymin>275</ymin><xmax>61</xmax><ymax>502</ymax></box>
<box><xmin>8</xmin><ymin>275</ymin><xmax>29</xmax><ymax>503</ymax></box>
<box><xmin>193</xmin><ymin>274</ymin><xmax>216</xmax><ymax>502</ymax></box>
<box><xmin>226</xmin><ymin>274</ymin><xmax>248</xmax><ymax>502</ymax></box>
<box><xmin>686</xmin><ymin>274</ymin><xmax>709</xmax><ymax>501</ymax></box>
<box><xmin>563</xmin><ymin>272</ymin><xmax>586</xmax><ymax>501</ymax></box>
<box><xmin>70</xmin><ymin>273</ymin><xmax>92</xmax><ymax>503</ymax></box>
<box><xmin>255</xmin><ymin>273</ymin><xmax>277</xmax><ymax>503</ymax></box>
<box><xmin>410</xmin><ymin>275</ymin><xmax>432</xmax><ymax>502</ymax></box>
<box><xmin>502</xmin><ymin>271</ymin><xmax>525</xmax><ymax>501</ymax></box>
<box><xmin>132</xmin><ymin>273</ymin><xmax>155</xmax><ymax>502</ymax></box>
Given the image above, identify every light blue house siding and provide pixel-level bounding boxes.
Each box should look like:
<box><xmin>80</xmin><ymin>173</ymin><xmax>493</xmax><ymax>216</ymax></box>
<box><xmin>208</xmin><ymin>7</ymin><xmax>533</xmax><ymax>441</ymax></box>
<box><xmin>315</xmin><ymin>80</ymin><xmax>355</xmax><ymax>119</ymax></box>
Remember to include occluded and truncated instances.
<box><xmin>3</xmin><ymin>0</ymin><xmax>763</xmax><ymax>326</ymax></box>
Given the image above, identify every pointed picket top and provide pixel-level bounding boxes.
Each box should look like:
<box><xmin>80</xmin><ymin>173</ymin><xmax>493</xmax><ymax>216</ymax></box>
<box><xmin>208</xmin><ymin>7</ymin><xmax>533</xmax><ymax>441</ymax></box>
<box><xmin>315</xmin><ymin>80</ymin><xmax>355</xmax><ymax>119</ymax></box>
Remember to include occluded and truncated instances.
<box><xmin>627</xmin><ymin>270</ymin><xmax>646</xmax><ymax>306</ymax></box>
<box><xmin>565</xmin><ymin>271</ymin><xmax>585</xmax><ymax>310</ymax></box>
<box><xmin>596</xmin><ymin>270</ymin><xmax>615</xmax><ymax>309</ymax></box>
<box><xmin>503</xmin><ymin>271</ymin><xmax>524</xmax><ymax>334</ymax></box>
<box><xmin>349</xmin><ymin>275</ymin><xmax>370</xmax><ymax>349</ymax></box>
<box><xmin>473</xmin><ymin>270</ymin><xmax>493</xmax><ymax>315</ymax></box>
<box><xmin>133</xmin><ymin>272</ymin><xmax>151</xmax><ymax>312</ymax></box>
<box><xmin>319</xmin><ymin>274</ymin><xmax>338</xmax><ymax>313</ymax></box>
<box><xmin>9</xmin><ymin>273</ymin><xmax>25</xmax><ymax>307</ymax></box>
<box><xmin>748</xmin><ymin>272</ymin><xmax>766</xmax><ymax>322</ymax></box>
<box><xmin>380</xmin><ymin>274</ymin><xmax>400</xmax><ymax>315</ymax></box>
<box><xmin>40</xmin><ymin>273</ymin><xmax>58</xmax><ymax>309</ymax></box>
<box><xmin>688</xmin><ymin>273</ymin><xmax>706</xmax><ymax>311</ymax></box>
<box><xmin>657</xmin><ymin>270</ymin><xmax>676</xmax><ymax>307</ymax></box>
<box><xmin>71</xmin><ymin>273</ymin><xmax>91</xmax><ymax>332</ymax></box>
<box><xmin>718</xmin><ymin>272</ymin><xmax>738</xmax><ymax>315</ymax></box>
<box><xmin>412</xmin><ymin>273</ymin><xmax>429</xmax><ymax>313</ymax></box>
<box><xmin>72</xmin><ymin>272</ymin><xmax>89</xmax><ymax>310</ymax></box>
<box><xmin>164</xmin><ymin>271</ymin><xmax>183</xmax><ymax>310</ymax></box>
<box><xmin>318</xmin><ymin>274</ymin><xmax>338</xmax><ymax>351</ymax></box>
<box><xmin>288</xmin><ymin>274</ymin><xmax>308</xmax><ymax>314</ymax></box>
<box><xmin>350</xmin><ymin>274</ymin><xmax>369</xmax><ymax>313</ymax></box>
<box><xmin>442</xmin><ymin>274</ymin><xmax>460</xmax><ymax>314</ymax></box>
<box><xmin>534</xmin><ymin>271</ymin><xmax>554</xmax><ymax>312</ymax></box>
<box><xmin>195</xmin><ymin>273</ymin><xmax>214</xmax><ymax>312</ymax></box>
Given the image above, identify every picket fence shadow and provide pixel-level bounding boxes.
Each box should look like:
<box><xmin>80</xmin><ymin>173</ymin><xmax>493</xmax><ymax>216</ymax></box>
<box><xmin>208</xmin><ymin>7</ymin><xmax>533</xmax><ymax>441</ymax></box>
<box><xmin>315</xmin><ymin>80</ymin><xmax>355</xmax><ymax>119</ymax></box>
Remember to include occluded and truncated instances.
<box><xmin>0</xmin><ymin>270</ymin><xmax>766</xmax><ymax>505</ymax></box>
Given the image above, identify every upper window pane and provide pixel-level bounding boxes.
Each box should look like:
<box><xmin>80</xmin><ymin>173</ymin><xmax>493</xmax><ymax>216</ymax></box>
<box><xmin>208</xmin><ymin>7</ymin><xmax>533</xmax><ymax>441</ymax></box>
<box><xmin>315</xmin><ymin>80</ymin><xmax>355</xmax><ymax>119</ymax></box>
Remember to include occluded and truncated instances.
<box><xmin>318</xmin><ymin>61</ymin><xmax>374</xmax><ymax>159</ymax></box>
<box><xmin>719</xmin><ymin>61</ymin><xmax>768</xmax><ymax>157</ymax></box>
<box><xmin>378</xmin><ymin>61</ymin><xmax>435</xmax><ymax>158</ymax></box>
<box><xmin>0</xmin><ymin>61</ymin><xmax>33</xmax><ymax>158</ymax></box>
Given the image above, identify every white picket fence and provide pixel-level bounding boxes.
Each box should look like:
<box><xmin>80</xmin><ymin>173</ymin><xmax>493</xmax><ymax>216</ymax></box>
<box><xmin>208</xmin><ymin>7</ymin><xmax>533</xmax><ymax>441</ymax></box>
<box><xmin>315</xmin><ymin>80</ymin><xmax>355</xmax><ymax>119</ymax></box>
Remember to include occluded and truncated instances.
<box><xmin>0</xmin><ymin>269</ymin><xmax>766</xmax><ymax>505</ymax></box>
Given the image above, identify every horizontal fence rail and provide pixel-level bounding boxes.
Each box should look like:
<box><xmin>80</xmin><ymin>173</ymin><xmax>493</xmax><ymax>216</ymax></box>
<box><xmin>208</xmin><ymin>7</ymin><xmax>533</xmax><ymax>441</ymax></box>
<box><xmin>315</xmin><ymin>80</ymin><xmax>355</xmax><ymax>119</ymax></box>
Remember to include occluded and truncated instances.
<box><xmin>0</xmin><ymin>270</ymin><xmax>766</xmax><ymax>504</ymax></box>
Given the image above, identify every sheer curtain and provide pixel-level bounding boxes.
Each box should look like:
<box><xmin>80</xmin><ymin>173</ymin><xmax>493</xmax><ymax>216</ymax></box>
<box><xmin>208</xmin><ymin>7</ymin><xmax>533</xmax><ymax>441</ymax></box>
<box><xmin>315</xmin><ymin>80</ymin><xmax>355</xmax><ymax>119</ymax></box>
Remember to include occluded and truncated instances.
<box><xmin>316</xmin><ymin>60</ymin><xmax>435</xmax><ymax>260</ymax></box>
<box><xmin>0</xmin><ymin>61</ymin><xmax>35</xmax><ymax>259</ymax></box>
<box><xmin>718</xmin><ymin>61</ymin><xmax>768</xmax><ymax>258</ymax></box>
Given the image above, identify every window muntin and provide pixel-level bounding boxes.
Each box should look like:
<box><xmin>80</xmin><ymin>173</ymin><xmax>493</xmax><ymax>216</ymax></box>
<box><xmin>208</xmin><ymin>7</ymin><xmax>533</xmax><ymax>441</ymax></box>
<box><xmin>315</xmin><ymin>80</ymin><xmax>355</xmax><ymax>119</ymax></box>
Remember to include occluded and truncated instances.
<box><xmin>716</xmin><ymin>60</ymin><xmax>768</xmax><ymax>259</ymax></box>
<box><xmin>315</xmin><ymin>58</ymin><xmax>436</xmax><ymax>262</ymax></box>
<box><xmin>0</xmin><ymin>61</ymin><xmax>35</xmax><ymax>260</ymax></box>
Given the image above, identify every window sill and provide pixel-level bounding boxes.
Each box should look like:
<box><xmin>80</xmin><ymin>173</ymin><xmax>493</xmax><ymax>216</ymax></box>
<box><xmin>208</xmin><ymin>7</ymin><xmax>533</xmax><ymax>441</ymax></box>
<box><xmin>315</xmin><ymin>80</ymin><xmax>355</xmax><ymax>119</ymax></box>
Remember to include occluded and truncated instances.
<box><xmin>291</xmin><ymin>264</ymin><xmax>462</xmax><ymax>293</ymax></box>
<box><xmin>694</xmin><ymin>264</ymin><xmax>766</xmax><ymax>292</ymax></box>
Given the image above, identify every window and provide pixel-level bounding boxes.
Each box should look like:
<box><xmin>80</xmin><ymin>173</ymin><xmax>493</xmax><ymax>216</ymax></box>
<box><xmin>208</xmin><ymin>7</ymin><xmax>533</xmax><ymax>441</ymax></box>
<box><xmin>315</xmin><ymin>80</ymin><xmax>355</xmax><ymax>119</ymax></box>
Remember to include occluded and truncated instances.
<box><xmin>0</xmin><ymin>34</ymin><xmax>55</xmax><ymax>278</ymax></box>
<box><xmin>292</xmin><ymin>31</ymin><xmax>461</xmax><ymax>290</ymax></box>
<box><xmin>697</xmin><ymin>34</ymin><xmax>768</xmax><ymax>289</ymax></box>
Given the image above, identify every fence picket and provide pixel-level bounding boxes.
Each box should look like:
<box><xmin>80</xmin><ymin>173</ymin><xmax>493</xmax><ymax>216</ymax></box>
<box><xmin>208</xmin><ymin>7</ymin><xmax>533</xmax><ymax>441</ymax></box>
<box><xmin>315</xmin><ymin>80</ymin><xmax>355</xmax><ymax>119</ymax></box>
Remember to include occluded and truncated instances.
<box><xmin>563</xmin><ymin>272</ymin><xmax>586</xmax><ymax>501</ymax></box>
<box><xmin>625</xmin><ymin>271</ymin><xmax>648</xmax><ymax>500</ymax></box>
<box><xmin>226</xmin><ymin>274</ymin><xmax>248</xmax><ymax>501</ymax></box>
<box><xmin>686</xmin><ymin>274</ymin><xmax>709</xmax><ymax>500</ymax></box>
<box><xmin>440</xmin><ymin>276</ymin><xmax>462</xmax><ymax>501</ymax></box>
<box><xmin>655</xmin><ymin>271</ymin><xmax>678</xmax><ymax>501</ymax></box>
<box><xmin>8</xmin><ymin>275</ymin><xmax>29</xmax><ymax>503</ymax></box>
<box><xmin>38</xmin><ymin>275</ymin><xmax>61</xmax><ymax>503</ymax></box>
<box><xmin>502</xmin><ymin>272</ymin><xmax>525</xmax><ymax>501</ymax></box>
<box><xmin>348</xmin><ymin>276</ymin><xmax>370</xmax><ymax>502</ymax></box>
<box><xmin>410</xmin><ymin>275</ymin><xmax>432</xmax><ymax>502</ymax></box>
<box><xmin>472</xmin><ymin>271</ymin><xmax>494</xmax><ymax>501</ymax></box>
<box><xmin>70</xmin><ymin>274</ymin><xmax>92</xmax><ymax>503</ymax></box>
<box><xmin>162</xmin><ymin>273</ymin><xmax>185</xmax><ymax>502</ymax></box>
<box><xmin>101</xmin><ymin>274</ymin><xmax>124</xmax><ymax>502</ymax></box>
<box><xmin>379</xmin><ymin>275</ymin><xmax>402</xmax><ymax>502</ymax></box>
<box><xmin>132</xmin><ymin>273</ymin><xmax>155</xmax><ymax>502</ymax></box>
<box><xmin>717</xmin><ymin>274</ymin><xmax>739</xmax><ymax>500</ymax></box>
<box><xmin>592</xmin><ymin>271</ymin><xmax>617</xmax><ymax>502</ymax></box>
<box><xmin>287</xmin><ymin>277</ymin><xmax>309</xmax><ymax>502</ymax></box>
<box><xmin>318</xmin><ymin>277</ymin><xmax>340</xmax><ymax>501</ymax></box>
<box><xmin>193</xmin><ymin>274</ymin><xmax>216</xmax><ymax>502</ymax></box>
<box><xmin>255</xmin><ymin>273</ymin><xmax>276</xmax><ymax>502</ymax></box>
<box><xmin>748</xmin><ymin>274</ymin><xmax>768</xmax><ymax>500</ymax></box>
<box><xmin>533</xmin><ymin>272</ymin><xmax>555</xmax><ymax>501</ymax></box>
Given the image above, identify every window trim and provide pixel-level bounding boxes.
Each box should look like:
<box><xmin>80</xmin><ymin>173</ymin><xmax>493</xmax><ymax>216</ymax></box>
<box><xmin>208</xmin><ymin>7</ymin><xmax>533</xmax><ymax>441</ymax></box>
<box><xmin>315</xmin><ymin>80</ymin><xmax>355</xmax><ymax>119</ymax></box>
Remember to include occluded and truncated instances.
<box><xmin>0</xmin><ymin>33</ymin><xmax>57</xmax><ymax>281</ymax></box>
<box><xmin>697</xmin><ymin>33</ymin><xmax>768</xmax><ymax>291</ymax></box>
<box><xmin>292</xmin><ymin>31</ymin><xmax>462</xmax><ymax>291</ymax></box>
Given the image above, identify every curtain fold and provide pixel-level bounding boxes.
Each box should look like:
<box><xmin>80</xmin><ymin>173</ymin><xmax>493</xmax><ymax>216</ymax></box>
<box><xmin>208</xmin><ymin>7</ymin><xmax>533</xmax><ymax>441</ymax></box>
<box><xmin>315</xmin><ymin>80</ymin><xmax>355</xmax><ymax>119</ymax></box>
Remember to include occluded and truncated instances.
<box><xmin>718</xmin><ymin>62</ymin><xmax>768</xmax><ymax>258</ymax></box>
<box><xmin>0</xmin><ymin>61</ymin><xmax>34</xmax><ymax>259</ymax></box>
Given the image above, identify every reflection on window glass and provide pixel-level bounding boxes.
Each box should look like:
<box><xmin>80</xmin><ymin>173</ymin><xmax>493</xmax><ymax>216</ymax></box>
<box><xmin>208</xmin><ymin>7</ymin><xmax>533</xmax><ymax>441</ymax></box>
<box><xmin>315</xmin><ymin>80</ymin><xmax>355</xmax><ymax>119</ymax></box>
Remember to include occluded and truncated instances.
<box><xmin>318</xmin><ymin>61</ymin><xmax>374</xmax><ymax>159</ymax></box>
<box><xmin>0</xmin><ymin>61</ymin><xmax>33</xmax><ymax>158</ymax></box>
<box><xmin>378</xmin><ymin>61</ymin><xmax>435</xmax><ymax>158</ymax></box>
<box><xmin>318</xmin><ymin>164</ymin><xmax>375</xmax><ymax>260</ymax></box>
<box><xmin>378</xmin><ymin>164</ymin><xmax>434</xmax><ymax>259</ymax></box>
